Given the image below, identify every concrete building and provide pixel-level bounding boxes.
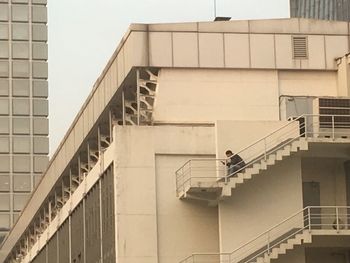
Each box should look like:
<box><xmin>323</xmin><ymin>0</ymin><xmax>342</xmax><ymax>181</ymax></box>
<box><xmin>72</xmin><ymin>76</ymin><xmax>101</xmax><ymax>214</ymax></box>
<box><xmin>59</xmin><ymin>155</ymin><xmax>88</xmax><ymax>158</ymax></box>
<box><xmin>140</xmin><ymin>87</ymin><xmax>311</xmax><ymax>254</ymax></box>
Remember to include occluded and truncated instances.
<box><xmin>2</xmin><ymin>17</ymin><xmax>350</xmax><ymax>263</ymax></box>
<box><xmin>0</xmin><ymin>0</ymin><xmax>49</xmax><ymax>244</ymax></box>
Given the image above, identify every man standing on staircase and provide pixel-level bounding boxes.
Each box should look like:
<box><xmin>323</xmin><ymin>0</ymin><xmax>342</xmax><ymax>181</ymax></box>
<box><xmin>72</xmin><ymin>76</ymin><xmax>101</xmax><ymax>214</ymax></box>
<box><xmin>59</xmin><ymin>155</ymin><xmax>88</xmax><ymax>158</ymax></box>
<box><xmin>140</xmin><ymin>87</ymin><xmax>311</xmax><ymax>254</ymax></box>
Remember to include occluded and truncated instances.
<box><xmin>224</xmin><ymin>150</ymin><xmax>245</xmax><ymax>177</ymax></box>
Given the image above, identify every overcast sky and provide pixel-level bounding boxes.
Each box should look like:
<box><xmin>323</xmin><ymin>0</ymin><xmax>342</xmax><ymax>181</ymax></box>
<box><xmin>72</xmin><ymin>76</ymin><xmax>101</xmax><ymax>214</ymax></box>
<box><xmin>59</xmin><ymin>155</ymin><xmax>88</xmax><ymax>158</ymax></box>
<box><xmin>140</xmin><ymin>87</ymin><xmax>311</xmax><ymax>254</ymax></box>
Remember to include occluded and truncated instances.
<box><xmin>48</xmin><ymin>0</ymin><xmax>290</xmax><ymax>155</ymax></box>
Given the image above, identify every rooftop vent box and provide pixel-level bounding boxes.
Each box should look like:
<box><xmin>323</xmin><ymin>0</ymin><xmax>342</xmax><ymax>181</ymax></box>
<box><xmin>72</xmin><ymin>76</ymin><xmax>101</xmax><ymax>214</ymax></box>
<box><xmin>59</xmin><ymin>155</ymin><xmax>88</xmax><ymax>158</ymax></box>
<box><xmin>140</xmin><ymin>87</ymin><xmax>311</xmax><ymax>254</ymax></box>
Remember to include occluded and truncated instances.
<box><xmin>312</xmin><ymin>98</ymin><xmax>350</xmax><ymax>138</ymax></box>
<box><xmin>214</xmin><ymin>17</ymin><xmax>231</xmax><ymax>21</ymax></box>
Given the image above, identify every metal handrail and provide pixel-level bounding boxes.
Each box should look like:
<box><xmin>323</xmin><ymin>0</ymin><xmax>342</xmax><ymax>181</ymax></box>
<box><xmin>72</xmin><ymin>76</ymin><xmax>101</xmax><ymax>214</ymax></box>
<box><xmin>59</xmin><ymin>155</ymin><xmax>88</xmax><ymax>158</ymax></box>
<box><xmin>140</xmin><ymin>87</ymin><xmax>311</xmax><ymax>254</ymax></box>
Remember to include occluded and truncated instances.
<box><xmin>180</xmin><ymin>206</ymin><xmax>350</xmax><ymax>263</ymax></box>
<box><xmin>175</xmin><ymin>116</ymin><xmax>303</xmax><ymax>174</ymax></box>
<box><xmin>176</xmin><ymin>114</ymin><xmax>350</xmax><ymax>195</ymax></box>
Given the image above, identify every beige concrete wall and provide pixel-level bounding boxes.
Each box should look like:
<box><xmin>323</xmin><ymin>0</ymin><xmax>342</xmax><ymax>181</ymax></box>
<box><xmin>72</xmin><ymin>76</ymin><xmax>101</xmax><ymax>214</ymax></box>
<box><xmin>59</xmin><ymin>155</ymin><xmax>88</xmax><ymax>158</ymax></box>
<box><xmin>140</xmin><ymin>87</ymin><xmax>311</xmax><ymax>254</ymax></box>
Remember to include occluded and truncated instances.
<box><xmin>155</xmin><ymin>126</ymin><xmax>219</xmax><ymax>262</ymax></box>
<box><xmin>215</xmin><ymin>120</ymin><xmax>295</xmax><ymax>159</ymax></box>
<box><xmin>216</xmin><ymin>116</ymin><xmax>303</xmax><ymax>257</ymax></box>
<box><xmin>218</xmin><ymin>157</ymin><xmax>304</xmax><ymax>254</ymax></box>
<box><xmin>302</xmin><ymin>158</ymin><xmax>347</xmax><ymax>207</ymax></box>
<box><xmin>306</xmin><ymin>248</ymin><xmax>348</xmax><ymax>263</ymax></box>
<box><xmin>279</xmin><ymin>71</ymin><xmax>338</xmax><ymax>97</ymax></box>
<box><xmin>114</xmin><ymin>125</ymin><xmax>219</xmax><ymax>263</ymax></box>
<box><xmin>155</xmin><ymin>155</ymin><xmax>219</xmax><ymax>263</ymax></box>
<box><xmin>153</xmin><ymin>69</ymin><xmax>280</xmax><ymax>123</ymax></box>
<box><xmin>275</xmin><ymin>247</ymin><xmax>306</xmax><ymax>263</ymax></box>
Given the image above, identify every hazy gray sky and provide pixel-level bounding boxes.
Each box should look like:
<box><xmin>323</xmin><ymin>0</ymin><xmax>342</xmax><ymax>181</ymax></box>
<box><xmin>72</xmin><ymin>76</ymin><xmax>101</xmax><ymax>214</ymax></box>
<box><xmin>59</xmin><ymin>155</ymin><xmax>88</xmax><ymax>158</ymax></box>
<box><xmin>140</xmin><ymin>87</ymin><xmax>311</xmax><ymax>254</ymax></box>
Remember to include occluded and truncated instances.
<box><xmin>48</xmin><ymin>0</ymin><xmax>289</xmax><ymax>154</ymax></box>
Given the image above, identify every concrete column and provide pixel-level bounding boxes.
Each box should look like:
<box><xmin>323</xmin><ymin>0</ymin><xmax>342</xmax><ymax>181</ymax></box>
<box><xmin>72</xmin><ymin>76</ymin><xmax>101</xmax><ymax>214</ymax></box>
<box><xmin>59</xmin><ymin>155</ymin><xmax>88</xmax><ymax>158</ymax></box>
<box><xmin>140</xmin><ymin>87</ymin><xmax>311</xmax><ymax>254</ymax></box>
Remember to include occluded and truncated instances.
<box><xmin>336</xmin><ymin>56</ymin><xmax>350</xmax><ymax>96</ymax></box>
<box><xmin>114</xmin><ymin>126</ymin><xmax>158</xmax><ymax>263</ymax></box>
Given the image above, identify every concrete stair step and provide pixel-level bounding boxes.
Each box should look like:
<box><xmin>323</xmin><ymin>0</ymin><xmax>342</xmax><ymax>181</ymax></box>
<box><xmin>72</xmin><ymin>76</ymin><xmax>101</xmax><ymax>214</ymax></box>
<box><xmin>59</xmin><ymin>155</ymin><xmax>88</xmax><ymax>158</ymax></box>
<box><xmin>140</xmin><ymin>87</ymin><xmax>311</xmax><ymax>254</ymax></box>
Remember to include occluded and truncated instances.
<box><xmin>280</xmin><ymin>242</ymin><xmax>293</xmax><ymax>250</ymax></box>
<box><xmin>253</xmin><ymin>163</ymin><xmax>261</xmax><ymax>170</ymax></box>
<box><xmin>243</xmin><ymin>173</ymin><xmax>252</xmax><ymax>180</ymax></box>
<box><xmin>276</xmin><ymin>150</ymin><xmax>283</xmax><ymax>160</ymax></box>
<box><xmin>270</xmin><ymin>248</ymin><xmax>280</xmax><ymax>259</ymax></box>
<box><xmin>283</xmin><ymin>145</ymin><xmax>291</xmax><ymax>153</ymax></box>
<box><xmin>299</xmin><ymin>138</ymin><xmax>309</xmax><ymax>150</ymax></box>
<box><xmin>235</xmin><ymin>176</ymin><xmax>244</xmax><ymax>184</ymax></box>
<box><xmin>287</xmin><ymin>237</ymin><xmax>297</xmax><ymax>245</ymax></box>
<box><xmin>302</xmin><ymin>232</ymin><xmax>312</xmax><ymax>243</ymax></box>
<box><xmin>259</xmin><ymin>160</ymin><xmax>268</xmax><ymax>170</ymax></box>
<box><xmin>246</xmin><ymin>167</ymin><xmax>259</xmax><ymax>175</ymax></box>
<box><xmin>289</xmin><ymin>236</ymin><xmax>302</xmax><ymax>245</ymax></box>
<box><xmin>263</xmin><ymin>253</ymin><xmax>270</xmax><ymax>263</ymax></box>
<box><xmin>278</xmin><ymin>246</ymin><xmax>287</xmax><ymax>254</ymax></box>
<box><xmin>266</xmin><ymin>154</ymin><xmax>276</xmax><ymax>165</ymax></box>
<box><xmin>290</xmin><ymin>141</ymin><xmax>299</xmax><ymax>152</ymax></box>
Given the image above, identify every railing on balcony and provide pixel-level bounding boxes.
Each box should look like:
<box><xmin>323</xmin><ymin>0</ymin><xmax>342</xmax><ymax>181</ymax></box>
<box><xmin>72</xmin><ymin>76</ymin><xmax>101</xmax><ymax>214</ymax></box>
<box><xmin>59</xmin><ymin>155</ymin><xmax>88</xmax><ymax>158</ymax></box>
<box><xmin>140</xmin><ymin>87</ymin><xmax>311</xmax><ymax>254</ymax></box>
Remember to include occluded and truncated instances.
<box><xmin>175</xmin><ymin>114</ymin><xmax>350</xmax><ymax>197</ymax></box>
<box><xmin>180</xmin><ymin>206</ymin><xmax>350</xmax><ymax>263</ymax></box>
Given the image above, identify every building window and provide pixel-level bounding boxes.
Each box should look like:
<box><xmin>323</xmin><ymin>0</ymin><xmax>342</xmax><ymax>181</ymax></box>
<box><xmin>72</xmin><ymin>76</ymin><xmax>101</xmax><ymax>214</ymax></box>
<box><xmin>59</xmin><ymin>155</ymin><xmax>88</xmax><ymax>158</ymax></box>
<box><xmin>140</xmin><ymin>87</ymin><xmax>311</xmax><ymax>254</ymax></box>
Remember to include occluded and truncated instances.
<box><xmin>0</xmin><ymin>174</ymin><xmax>10</xmax><ymax>192</ymax></box>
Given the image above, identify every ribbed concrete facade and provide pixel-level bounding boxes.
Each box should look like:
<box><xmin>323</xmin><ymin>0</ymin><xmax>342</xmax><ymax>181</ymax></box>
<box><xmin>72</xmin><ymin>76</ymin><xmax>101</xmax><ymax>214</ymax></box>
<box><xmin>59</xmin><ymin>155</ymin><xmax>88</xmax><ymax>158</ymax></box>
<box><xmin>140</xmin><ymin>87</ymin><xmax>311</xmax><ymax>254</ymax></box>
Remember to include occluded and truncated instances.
<box><xmin>290</xmin><ymin>0</ymin><xmax>350</xmax><ymax>21</ymax></box>
<box><xmin>0</xmin><ymin>0</ymin><xmax>49</xmax><ymax>244</ymax></box>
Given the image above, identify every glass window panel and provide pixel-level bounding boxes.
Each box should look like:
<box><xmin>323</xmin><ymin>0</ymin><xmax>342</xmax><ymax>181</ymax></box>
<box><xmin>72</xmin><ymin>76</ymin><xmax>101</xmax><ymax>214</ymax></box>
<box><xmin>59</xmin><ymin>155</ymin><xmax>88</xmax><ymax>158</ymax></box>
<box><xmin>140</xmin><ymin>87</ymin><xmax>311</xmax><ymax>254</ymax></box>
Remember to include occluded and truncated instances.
<box><xmin>0</xmin><ymin>194</ymin><xmax>10</xmax><ymax>211</ymax></box>
<box><xmin>13</xmin><ymin>193</ymin><xmax>29</xmax><ymax>211</ymax></box>
<box><xmin>0</xmin><ymin>156</ymin><xmax>9</xmax><ymax>173</ymax></box>
<box><xmin>13</xmin><ymin>174</ymin><xmax>30</xmax><ymax>192</ymax></box>
<box><xmin>0</xmin><ymin>231</ymin><xmax>7</xmax><ymax>244</ymax></box>
<box><xmin>33</xmin><ymin>174</ymin><xmax>41</xmax><ymax>187</ymax></box>
<box><xmin>13</xmin><ymin>213</ymin><xmax>20</xmax><ymax>225</ymax></box>
<box><xmin>0</xmin><ymin>213</ymin><xmax>10</xmax><ymax>230</ymax></box>
<box><xmin>0</xmin><ymin>175</ymin><xmax>9</xmax><ymax>192</ymax></box>
<box><xmin>0</xmin><ymin>117</ymin><xmax>9</xmax><ymax>134</ymax></box>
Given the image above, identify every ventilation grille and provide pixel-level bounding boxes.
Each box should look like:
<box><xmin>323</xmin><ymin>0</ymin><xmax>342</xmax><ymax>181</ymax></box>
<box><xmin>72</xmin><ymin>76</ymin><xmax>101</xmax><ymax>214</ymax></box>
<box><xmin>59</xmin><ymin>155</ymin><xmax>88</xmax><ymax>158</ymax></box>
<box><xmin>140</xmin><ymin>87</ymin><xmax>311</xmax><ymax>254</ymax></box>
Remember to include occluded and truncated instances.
<box><xmin>319</xmin><ymin>98</ymin><xmax>350</xmax><ymax>128</ymax></box>
<box><xmin>292</xmin><ymin>36</ymin><xmax>308</xmax><ymax>59</ymax></box>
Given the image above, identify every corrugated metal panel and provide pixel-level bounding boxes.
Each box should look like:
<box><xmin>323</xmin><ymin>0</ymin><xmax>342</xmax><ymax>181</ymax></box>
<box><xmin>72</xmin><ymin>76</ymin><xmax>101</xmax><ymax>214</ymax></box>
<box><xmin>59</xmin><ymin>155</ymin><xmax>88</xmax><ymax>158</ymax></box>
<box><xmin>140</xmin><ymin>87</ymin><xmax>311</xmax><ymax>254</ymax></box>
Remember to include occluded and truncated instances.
<box><xmin>290</xmin><ymin>0</ymin><xmax>350</xmax><ymax>21</ymax></box>
<box><xmin>47</xmin><ymin>234</ymin><xmax>58</xmax><ymax>263</ymax></box>
<box><xmin>31</xmin><ymin>247</ymin><xmax>47</xmax><ymax>263</ymax></box>
<box><xmin>71</xmin><ymin>203</ymin><xmax>84</xmax><ymax>263</ymax></box>
<box><xmin>85</xmin><ymin>183</ymin><xmax>101</xmax><ymax>263</ymax></box>
<box><xmin>58</xmin><ymin>219</ymin><xmax>70</xmax><ymax>263</ymax></box>
<box><xmin>101</xmin><ymin>165</ymin><xmax>116</xmax><ymax>263</ymax></box>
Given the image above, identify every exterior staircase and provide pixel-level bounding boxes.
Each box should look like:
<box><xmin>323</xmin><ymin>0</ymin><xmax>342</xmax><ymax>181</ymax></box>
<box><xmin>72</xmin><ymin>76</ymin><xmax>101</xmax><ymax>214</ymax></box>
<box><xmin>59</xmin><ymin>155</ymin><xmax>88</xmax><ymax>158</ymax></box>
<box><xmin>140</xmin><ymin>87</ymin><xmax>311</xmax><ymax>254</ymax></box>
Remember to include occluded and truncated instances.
<box><xmin>176</xmin><ymin>114</ymin><xmax>350</xmax><ymax>201</ymax></box>
<box><xmin>180</xmin><ymin>206</ymin><xmax>350</xmax><ymax>263</ymax></box>
<box><xmin>247</xmin><ymin>230</ymin><xmax>312</xmax><ymax>263</ymax></box>
<box><xmin>220</xmin><ymin>138</ymin><xmax>309</xmax><ymax>197</ymax></box>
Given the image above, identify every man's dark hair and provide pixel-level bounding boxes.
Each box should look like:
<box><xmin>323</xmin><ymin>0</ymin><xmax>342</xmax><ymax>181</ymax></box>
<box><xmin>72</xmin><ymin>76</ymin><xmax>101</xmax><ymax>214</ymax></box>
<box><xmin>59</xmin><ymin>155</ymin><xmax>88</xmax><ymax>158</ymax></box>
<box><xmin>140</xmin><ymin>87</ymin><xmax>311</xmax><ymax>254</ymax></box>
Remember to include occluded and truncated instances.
<box><xmin>225</xmin><ymin>150</ymin><xmax>233</xmax><ymax>155</ymax></box>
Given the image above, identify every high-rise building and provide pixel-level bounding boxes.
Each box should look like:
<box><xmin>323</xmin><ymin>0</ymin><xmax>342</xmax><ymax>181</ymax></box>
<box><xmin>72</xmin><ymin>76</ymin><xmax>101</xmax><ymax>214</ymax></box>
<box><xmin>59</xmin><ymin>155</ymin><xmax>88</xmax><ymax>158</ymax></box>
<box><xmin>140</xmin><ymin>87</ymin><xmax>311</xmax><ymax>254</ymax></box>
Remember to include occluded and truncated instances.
<box><xmin>2</xmin><ymin>17</ymin><xmax>350</xmax><ymax>263</ymax></box>
<box><xmin>0</xmin><ymin>0</ymin><xmax>49</xmax><ymax>244</ymax></box>
<box><xmin>290</xmin><ymin>0</ymin><xmax>350</xmax><ymax>21</ymax></box>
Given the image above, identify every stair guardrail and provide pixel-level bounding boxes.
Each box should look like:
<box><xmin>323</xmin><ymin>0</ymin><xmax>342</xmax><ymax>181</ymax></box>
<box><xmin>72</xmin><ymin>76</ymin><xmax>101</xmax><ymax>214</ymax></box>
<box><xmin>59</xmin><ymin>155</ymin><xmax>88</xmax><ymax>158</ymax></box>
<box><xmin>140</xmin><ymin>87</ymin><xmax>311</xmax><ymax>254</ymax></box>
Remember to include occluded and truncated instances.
<box><xmin>179</xmin><ymin>206</ymin><xmax>350</xmax><ymax>263</ymax></box>
<box><xmin>175</xmin><ymin>114</ymin><xmax>350</xmax><ymax>197</ymax></box>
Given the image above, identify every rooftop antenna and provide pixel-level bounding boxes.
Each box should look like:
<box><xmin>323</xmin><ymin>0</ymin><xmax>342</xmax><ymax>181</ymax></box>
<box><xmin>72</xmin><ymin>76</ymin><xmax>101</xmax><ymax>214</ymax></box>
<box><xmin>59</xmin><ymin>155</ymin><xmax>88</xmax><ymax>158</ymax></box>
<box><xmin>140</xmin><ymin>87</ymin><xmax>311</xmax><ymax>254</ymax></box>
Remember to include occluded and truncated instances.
<box><xmin>214</xmin><ymin>0</ymin><xmax>217</xmax><ymax>19</ymax></box>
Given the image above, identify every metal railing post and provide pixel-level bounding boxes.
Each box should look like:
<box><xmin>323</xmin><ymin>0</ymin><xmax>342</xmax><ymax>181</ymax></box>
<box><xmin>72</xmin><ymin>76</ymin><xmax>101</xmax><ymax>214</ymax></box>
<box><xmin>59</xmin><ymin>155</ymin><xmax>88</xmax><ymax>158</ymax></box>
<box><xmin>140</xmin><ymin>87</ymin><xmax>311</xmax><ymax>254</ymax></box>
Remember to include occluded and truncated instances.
<box><xmin>189</xmin><ymin>161</ymin><xmax>192</xmax><ymax>187</ymax></box>
<box><xmin>304</xmin><ymin>116</ymin><xmax>308</xmax><ymax>138</ymax></box>
<box><xmin>308</xmin><ymin>207</ymin><xmax>311</xmax><ymax>232</ymax></box>
<box><xmin>183</xmin><ymin>166</ymin><xmax>186</xmax><ymax>195</ymax></box>
<box><xmin>264</xmin><ymin>138</ymin><xmax>267</xmax><ymax>161</ymax></box>
<box><xmin>224</xmin><ymin>159</ymin><xmax>228</xmax><ymax>184</ymax></box>
<box><xmin>332</xmin><ymin>115</ymin><xmax>335</xmax><ymax>140</ymax></box>
<box><xmin>336</xmin><ymin>207</ymin><xmax>339</xmax><ymax>232</ymax></box>
<box><xmin>267</xmin><ymin>232</ymin><xmax>270</xmax><ymax>255</ymax></box>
